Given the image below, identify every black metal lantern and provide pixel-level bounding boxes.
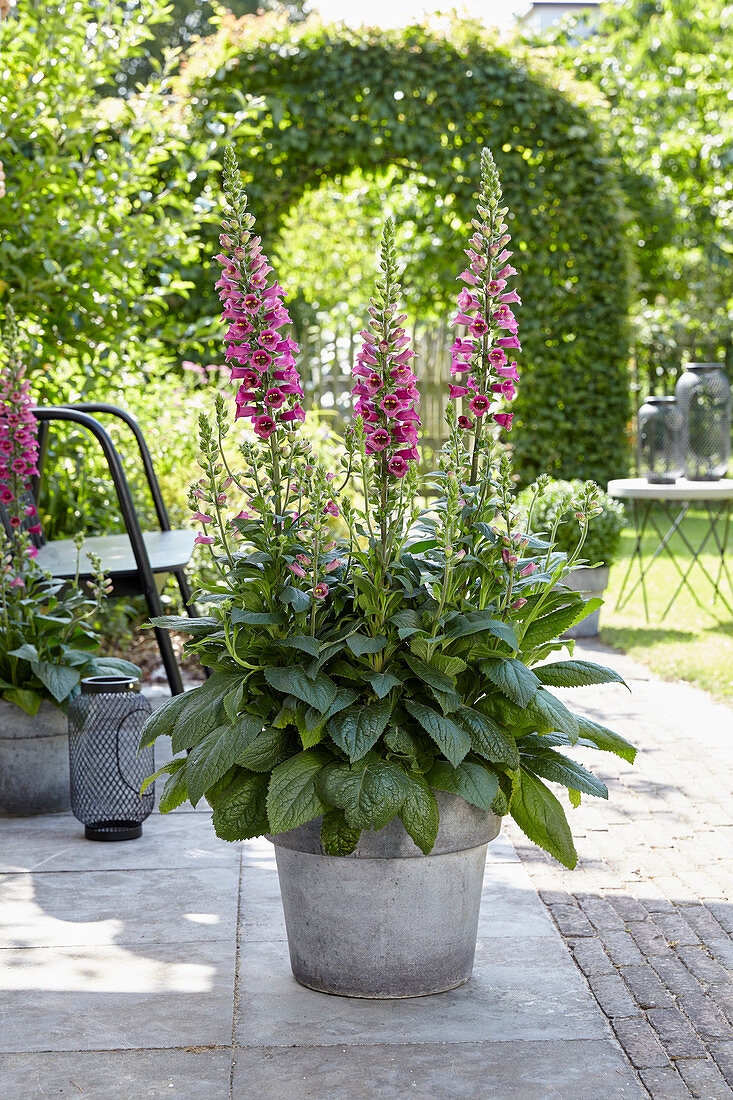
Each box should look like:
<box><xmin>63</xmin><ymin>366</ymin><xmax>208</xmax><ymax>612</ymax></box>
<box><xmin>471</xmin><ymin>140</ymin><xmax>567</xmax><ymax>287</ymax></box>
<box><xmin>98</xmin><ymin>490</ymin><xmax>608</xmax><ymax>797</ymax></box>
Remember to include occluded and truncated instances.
<box><xmin>676</xmin><ymin>363</ymin><xmax>732</xmax><ymax>481</ymax></box>
<box><xmin>68</xmin><ymin>676</ymin><xmax>154</xmax><ymax>841</ymax></box>
<box><xmin>637</xmin><ymin>396</ymin><xmax>684</xmax><ymax>483</ymax></box>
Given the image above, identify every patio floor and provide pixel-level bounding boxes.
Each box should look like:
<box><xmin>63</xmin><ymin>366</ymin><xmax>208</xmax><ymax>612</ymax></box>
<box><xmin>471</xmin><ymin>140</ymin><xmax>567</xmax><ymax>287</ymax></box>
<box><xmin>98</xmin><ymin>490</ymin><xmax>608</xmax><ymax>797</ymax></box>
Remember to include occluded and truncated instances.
<box><xmin>0</xmin><ymin>639</ymin><xmax>730</xmax><ymax>1098</ymax></box>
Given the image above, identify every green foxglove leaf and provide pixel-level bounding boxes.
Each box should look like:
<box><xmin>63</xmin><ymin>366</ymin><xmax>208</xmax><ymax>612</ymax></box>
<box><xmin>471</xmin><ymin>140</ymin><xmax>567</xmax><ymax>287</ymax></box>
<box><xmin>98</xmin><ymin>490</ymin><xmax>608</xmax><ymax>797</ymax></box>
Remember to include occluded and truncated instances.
<box><xmin>264</xmin><ymin>666</ymin><xmax>337</xmax><ymax>713</ymax></box>
<box><xmin>139</xmin><ymin>690</ymin><xmax>191</xmax><ymax>748</ymax></box>
<box><xmin>521</xmin><ymin>748</ymin><xmax>608</xmax><ymax>799</ymax></box>
<box><xmin>140</xmin><ymin>758</ymin><xmax>184</xmax><ymax>796</ymax></box>
<box><xmin>444</xmin><ymin>612</ymin><xmax>518</xmax><ymax>648</ymax></box>
<box><xmin>317</xmin><ymin>755</ymin><xmax>411</xmax><ymax>831</ymax></box>
<box><xmin>223</xmin><ymin>682</ymin><xmax>245</xmax><ymax>723</ymax></box>
<box><xmin>279</xmin><ymin>636</ymin><xmax>320</xmax><ymax>658</ymax></box>
<box><xmin>159</xmin><ymin>763</ymin><xmax>190</xmax><ymax>813</ymax></box>
<box><xmin>456</xmin><ymin>706</ymin><xmax>519</xmax><ymax>769</ymax></box>
<box><xmin>30</xmin><ymin>661</ymin><xmax>80</xmax><ymax>704</ymax></box>
<box><xmin>383</xmin><ymin>726</ymin><xmax>435</xmax><ymax>773</ymax></box>
<box><xmin>345</xmin><ymin>633</ymin><xmax>387</xmax><ymax>657</ymax></box>
<box><xmin>404</xmin><ymin>700</ymin><xmax>471</xmax><ymax>767</ymax></box>
<box><xmin>522</xmin><ymin>599</ymin><xmax>603</xmax><ymax>650</ymax></box>
<box><xmin>231</xmin><ymin>608</ymin><xmax>286</xmax><ymax>625</ymax></box>
<box><xmin>267</xmin><ymin>749</ymin><xmax>330</xmax><ymax>834</ymax></box>
<box><xmin>510</xmin><ymin>767</ymin><xmax>577</xmax><ymax>869</ymax></box>
<box><xmin>186</xmin><ymin>715</ymin><xmax>262</xmax><ymax>807</ymax></box>
<box><xmin>211</xmin><ymin>770</ymin><xmax>269</xmax><ymax>841</ymax></box>
<box><xmin>527</xmin><ymin>689</ymin><xmax>579</xmax><ymax>743</ymax></box>
<box><xmin>430</xmin><ymin>654</ymin><xmax>468</xmax><ymax>677</ymax></box>
<box><xmin>365</xmin><ymin>671</ymin><xmax>402</xmax><ymax>699</ymax></box>
<box><xmin>320</xmin><ymin>809</ymin><xmax>361</xmax><ymax>856</ymax></box>
<box><xmin>389</xmin><ymin>609</ymin><xmax>423</xmax><ymax>639</ymax></box>
<box><xmin>279</xmin><ymin>586</ymin><xmax>311</xmax><ymax>613</ymax></box>
<box><xmin>236</xmin><ymin>727</ymin><xmax>296</xmax><ymax>772</ymax></box>
<box><xmin>404</xmin><ymin>654</ymin><xmax>456</xmax><ymax>694</ymax></box>
<box><xmin>427</xmin><ymin>759</ymin><xmax>499</xmax><ymax>813</ymax></box>
<box><xmin>93</xmin><ymin>657</ymin><xmax>141</xmax><ymax>678</ymax></box>
<box><xmin>8</xmin><ymin>643</ymin><xmax>39</xmax><ymax>662</ymax></box>
<box><xmin>170</xmin><ymin>673</ymin><xmax>241</xmax><ymax>753</ymax></box>
<box><xmin>569</xmin><ymin>788</ymin><xmax>582</xmax><ymax>808</ymax></box>
<box><xmin>5</xmin><ymin>692</ymin><xmax>45</xmax><ymax>722</ymax></box>
<box><xmin>398</xmin><ymin>772</ymin><xmax>440</xmax><ymax>854</ymax></box>
<box><xmin>480</xmin><ymin>658</ymin><xmax>540</xmax><ymax>708</ymax></box>
<box><xmin>574</xmin><ymin>715</ymin><xmax>637</xmax><ymax>763</ymax></box>
<box><xmin>148</xmin><ymin>615</ymin><xmax>218</xmax><ymax>635</ymax></box>
<box><xmin>534</xmin><ymin>661</ymin><xmax>628</xmax><ymax>690</ymax></box>
<box><xmin>328</xmin><ymin>699</ymin><xmax>394</xmax><ymax>762</ymax></box>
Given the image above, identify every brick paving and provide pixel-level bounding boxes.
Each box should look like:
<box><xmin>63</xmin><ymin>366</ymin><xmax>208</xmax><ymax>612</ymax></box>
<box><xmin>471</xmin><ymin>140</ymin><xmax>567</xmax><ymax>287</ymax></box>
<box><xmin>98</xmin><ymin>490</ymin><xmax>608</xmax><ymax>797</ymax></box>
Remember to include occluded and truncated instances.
<box><xmin>506</xmin><ymin>640</ymin><xmax>733</xmax><ymax>1099</ymax></box>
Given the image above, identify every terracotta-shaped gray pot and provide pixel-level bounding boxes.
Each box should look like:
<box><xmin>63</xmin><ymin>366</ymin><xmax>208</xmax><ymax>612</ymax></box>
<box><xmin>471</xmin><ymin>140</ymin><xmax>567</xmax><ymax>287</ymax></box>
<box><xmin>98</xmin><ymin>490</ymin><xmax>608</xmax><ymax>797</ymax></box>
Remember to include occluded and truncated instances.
<box><xmin>0</xmin><ymin>699</ymin><xmax>70</xmax><ymax>814</ymax></box>
<box><xmin>270</xmin><ymin>792</ymin><xmax>500</xmax><ymax>999</ymax></box>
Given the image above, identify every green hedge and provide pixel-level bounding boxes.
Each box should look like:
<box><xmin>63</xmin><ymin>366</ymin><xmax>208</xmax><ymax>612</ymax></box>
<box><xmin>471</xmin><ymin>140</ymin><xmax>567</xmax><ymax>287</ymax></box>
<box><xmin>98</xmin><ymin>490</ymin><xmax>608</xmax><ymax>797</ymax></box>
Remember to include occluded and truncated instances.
<box><xmin>180</xmin><ymin>17</ymin><xmax>631</xmax><ymax>485</ymax></box>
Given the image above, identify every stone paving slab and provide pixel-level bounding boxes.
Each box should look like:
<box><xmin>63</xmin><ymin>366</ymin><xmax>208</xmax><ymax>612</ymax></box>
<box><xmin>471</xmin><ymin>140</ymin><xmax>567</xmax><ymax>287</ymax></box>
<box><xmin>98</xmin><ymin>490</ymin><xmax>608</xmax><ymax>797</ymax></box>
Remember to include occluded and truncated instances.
<box><xmin>230</xmin><ymin>1039</ymin><xmax>644</xmax><ymax>1099</ymax></box>
<box><xmin>0</xmin><ymin>1049</ymin><xmax>233</xmax><ymax>1099</ymax></box>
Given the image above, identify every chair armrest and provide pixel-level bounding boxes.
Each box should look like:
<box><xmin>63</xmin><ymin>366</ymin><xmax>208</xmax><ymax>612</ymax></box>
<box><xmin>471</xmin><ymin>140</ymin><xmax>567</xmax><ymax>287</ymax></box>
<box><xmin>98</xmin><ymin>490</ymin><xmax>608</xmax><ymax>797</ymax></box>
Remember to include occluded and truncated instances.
<box><xmin>65</xmin><ymin>402</ymin><xmax>172</xmax><ymax>531</ymax></box>
<box><xmin>31</xmin><ymin>406</ymin><xmax>161</xmax><ymax>597</ymax></box>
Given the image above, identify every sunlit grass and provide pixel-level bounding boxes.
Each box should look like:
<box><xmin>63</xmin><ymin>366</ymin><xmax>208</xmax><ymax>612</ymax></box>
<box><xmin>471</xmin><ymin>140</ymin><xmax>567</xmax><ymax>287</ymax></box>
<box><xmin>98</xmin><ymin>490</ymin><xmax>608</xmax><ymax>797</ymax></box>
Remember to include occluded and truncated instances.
<box><xmin>600</xmin><ymin>508</ymin><xmax>733</xmax><ymax>704</ymax></box>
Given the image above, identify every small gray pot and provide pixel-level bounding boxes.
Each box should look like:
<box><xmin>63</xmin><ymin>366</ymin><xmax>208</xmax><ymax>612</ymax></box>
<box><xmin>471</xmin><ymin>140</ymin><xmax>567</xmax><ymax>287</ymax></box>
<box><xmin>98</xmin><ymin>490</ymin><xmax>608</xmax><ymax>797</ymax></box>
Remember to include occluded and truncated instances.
<box><xmin>561</xmin><ymin>565</ymin><xmax>610</xmax><ymax>639</ymax></box>
<box><xmin>270</xmin><ymin>792</ymin><xmax>501</xmax><ymax>999</ymax></box>
<box><xmin>0</xmin><ymin>699</ymin><xmax>70</xmax><ymax>815</ymax></box>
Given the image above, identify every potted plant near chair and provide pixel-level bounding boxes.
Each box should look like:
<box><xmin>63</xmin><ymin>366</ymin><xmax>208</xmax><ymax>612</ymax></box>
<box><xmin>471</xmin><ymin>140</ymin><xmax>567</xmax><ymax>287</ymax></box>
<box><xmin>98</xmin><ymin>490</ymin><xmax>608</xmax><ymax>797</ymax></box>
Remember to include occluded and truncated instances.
<box><xmin>519</xmin><ymin>479</ymin><xmax>626</xmax><ymax>639</ymax></box>
<box><xmin>141</xmin><ymin>147</ymin><xmax>635</xmax><ymax>998</ymax></box>
<box><xmin>0</xmin><ymin>311</ymin><xmax>139</xmax><ymax>814</ymax></box>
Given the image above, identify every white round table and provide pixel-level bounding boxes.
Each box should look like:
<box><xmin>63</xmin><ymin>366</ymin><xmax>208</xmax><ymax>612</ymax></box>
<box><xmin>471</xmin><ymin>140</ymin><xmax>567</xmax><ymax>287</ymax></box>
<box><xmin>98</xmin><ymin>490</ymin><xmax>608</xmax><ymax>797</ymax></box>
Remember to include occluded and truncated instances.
<box><xmin>607</xmin><ymin>478</ymin><xmax>733</xmax><ymax>621</ymax></box>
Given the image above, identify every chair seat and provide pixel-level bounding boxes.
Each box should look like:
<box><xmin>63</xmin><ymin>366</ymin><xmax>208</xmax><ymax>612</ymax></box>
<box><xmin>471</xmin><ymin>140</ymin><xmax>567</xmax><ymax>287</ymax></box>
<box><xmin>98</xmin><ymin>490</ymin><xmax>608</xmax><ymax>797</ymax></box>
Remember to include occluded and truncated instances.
<box><xmin>35</xmin><ymin>529</ymin><xmax>197</xmax><ymax>580</ymax></box>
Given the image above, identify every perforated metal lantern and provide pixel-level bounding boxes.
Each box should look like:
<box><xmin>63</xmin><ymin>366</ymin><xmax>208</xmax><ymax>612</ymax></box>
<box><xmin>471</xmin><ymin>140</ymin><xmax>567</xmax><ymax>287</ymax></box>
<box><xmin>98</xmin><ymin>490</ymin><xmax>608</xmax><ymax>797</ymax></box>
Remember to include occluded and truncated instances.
<box><xmin>68</xmin><ymin>676</ymin><xmax>154</xmax><ymax>841</ymax></box>
<box><xmin>637</xmin><ymin>396</ymin><xmax>684</xmax><ymax>483</ymax></box>
<box><xmin>676</xmin><ymin>363</ymin><xmax>731</xmax><ymax>481</ymax></box>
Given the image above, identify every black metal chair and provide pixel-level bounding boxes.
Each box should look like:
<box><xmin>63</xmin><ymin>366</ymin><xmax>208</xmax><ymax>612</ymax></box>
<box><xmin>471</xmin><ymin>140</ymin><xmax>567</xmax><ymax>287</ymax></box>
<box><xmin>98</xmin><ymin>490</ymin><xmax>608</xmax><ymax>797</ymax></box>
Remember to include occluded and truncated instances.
<box><xmin>22</xmin><ymin>403</ymin><xmax>198</xmax><ymax>695</ymax></box>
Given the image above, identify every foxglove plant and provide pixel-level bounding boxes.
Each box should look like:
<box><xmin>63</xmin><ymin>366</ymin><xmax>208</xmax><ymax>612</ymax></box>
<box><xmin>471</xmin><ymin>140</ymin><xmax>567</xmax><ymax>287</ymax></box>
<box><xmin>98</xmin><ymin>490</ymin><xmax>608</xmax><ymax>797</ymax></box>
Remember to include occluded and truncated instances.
<box><xmin>0</xmin><ymin>312</ymin><xmax>135</xmax><ymax>715</ymax></box>
<box><xmin>143</xmin><ymin>147</ymin><xmax>634</xmax><ymax>871</ymax></box>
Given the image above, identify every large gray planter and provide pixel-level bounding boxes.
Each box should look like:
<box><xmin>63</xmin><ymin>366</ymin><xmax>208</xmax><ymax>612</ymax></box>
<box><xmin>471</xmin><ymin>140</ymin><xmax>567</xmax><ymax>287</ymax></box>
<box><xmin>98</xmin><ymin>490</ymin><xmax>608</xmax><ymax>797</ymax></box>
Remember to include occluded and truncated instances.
<box><xmin>561</xmin><ymin>565</ymin><xmax>610</xmax><ymax>639</ymax></box>
<box><xmin>270</xmin><ymin>792</ymin><xmax>501</xmax><ymax>999</ymax></box>
<box><xmin>0</xmin><ymin>699</ymin><xmax>70</xmax><ymax>815</ymax></box>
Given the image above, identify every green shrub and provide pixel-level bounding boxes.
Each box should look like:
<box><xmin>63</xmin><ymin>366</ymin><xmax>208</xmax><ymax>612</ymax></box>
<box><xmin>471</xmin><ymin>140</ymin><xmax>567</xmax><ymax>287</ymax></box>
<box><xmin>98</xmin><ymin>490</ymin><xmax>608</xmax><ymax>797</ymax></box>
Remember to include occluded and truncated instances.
<box><xmin>518</xmin><ymin>479</ymin><xmax>626</xmax><ymax>567</ymax></box>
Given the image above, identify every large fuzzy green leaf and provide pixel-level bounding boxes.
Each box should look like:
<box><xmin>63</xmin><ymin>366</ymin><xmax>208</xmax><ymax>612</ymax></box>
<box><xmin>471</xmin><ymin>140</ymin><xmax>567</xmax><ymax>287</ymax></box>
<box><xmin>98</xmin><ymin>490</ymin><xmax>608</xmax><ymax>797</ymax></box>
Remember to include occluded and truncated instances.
<box><xmin>186</xmin><ymin>714</ymin><xmax>262</xmax><ymax>807</ymax></box>
<box><xmin>574</xmin><ymin>715</ymin><xmax>637</xmax><ymax>763</ymax></box>
<box><xmin>264</xmin><ymin>666</ymin><xmax>337</xmax><ymax>713</ymax></box>
<box><xmin>399</xmin><ymin>772</ymin><xmax>440</xmax><ymax>854</ymax></box>
<box><xmin>522</xmin><ymin>599</ymin><xmax>603</xmax><ymax>650</ymax></box>
<box><xmin>404</xmin><ymin>700</ymin><xmax>471</xmax><ymax>767</ymax></box>
<box><xmin>31</xmin><ymin>661</ymin><xmax>80</xmax><ymax>704</ymax></box>
<box><xmin>170</xmin><ymin>674</ymin><xmax>241</xmax><ymax>753</ymax></box>
<box><xmin>267</xmin><ymin>749</ymin><xmax>330</xmax><ymax>833</ymax></box>
<box><xmin>404</xmin><ymin>655</ymin><xmax>456</xmax><ymax>694</ymax></box>
<box><xmin>320</xmin><ymin>809</ymin><xmax>361</xmax><ymax>856</ymax></box>
<box><xmin>365</xmin><ymin>671</ymin><xmax>403</xmax><ymax>699</ymax></box>
<box><xmin>211</xmin><ymin>770</ymin><xmax>269</xmax><ymax>841</ymax></box>
<box><xmin>427</xmin><ymin>759</ymin><xmax>499</xmax><ymax>813</ymax></box>
<box><xmin>521</xmin><ymin>748</ymin><xmax>608</xmax><ymax>799</ymax></box>
<box><xmin>527</xmin><ymin>689</ymin><xmax>579</xmax><ymax>743</ymax></box>
<box><xmin>345</xmin><ymin>633</ymin><xmax>387</xmax><ymax>657</ymax></box>
<box><xmin>235</xmin><ymin>727</ymin><xmax>296</xmax><ymax>772</ymax></box>
<box><xmin>443</xmin><ymin>612</ymin><xmax>518</xmax><ymax>648</ymax></box>
<box><xmin>317</xmin><ymin>755</ymin><xmax>411</xmax><ymax>830</ymax></box>
<box><xmin>480</xmin><ymin>658</ymin><xmax>540</xmax><ymax>708</ymax></box>
<box><xmin>159</xmin><ymin>762</ymin><xmax>190</xmax><ymax>813</ymax></box>
<box><xmin>534</xmin><ymin>661</ymin><xmax>628</xmax><ymax>690</ymax></box>
<box><xmin>456</xmin><ymin>705</ymin><xmax>519</xmax><ymax>769</ymax></box>
<box><xmin>328</xmin><ymin>699</ymin><xmax>394</xmax><ymax>762</ymax></box>
<box><xmin>139</xmin><ymin>690</ymin><xmax>192</xmax><ymax>749</ymax></box>
<box><xmin>510</xmin><ymin>767</ymin><xmax>577</xmax><ymax>869</ymax></box>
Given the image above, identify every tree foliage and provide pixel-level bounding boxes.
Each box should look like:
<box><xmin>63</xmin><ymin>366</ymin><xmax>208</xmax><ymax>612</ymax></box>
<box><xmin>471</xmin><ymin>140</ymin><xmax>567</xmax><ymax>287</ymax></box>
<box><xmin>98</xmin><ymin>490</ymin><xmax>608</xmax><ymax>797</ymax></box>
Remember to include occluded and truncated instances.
<box><xmin>529</xmin><ymin>0</ymin><xmax>733</xmax><ymax>389</ymax></box>
<box><xmin>178</xmin><ymin>14</ymin><xmax>632</xmax><ymax>485</ymax></box>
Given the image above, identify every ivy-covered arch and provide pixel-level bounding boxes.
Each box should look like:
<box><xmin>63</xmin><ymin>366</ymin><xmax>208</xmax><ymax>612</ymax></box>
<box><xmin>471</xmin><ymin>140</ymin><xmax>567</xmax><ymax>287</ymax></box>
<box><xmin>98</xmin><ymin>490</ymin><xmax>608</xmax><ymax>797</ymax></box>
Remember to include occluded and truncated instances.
<box><xmin>182</xmin><ymin>17</ymin><xmax>631</xmax><ymax>484</ymax></box>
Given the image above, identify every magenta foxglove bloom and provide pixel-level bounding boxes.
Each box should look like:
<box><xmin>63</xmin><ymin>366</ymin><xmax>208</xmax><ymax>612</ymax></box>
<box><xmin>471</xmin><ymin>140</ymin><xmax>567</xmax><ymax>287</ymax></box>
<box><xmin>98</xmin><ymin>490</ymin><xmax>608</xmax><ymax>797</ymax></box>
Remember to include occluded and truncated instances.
<box><xmin>0</xmin><ymin>321</ymin><xmax>40</xmax><ymax>558</ymax></box>
<box><xmin>215</xmin><ymin>149</ymin><xmax>305</xmax><ymax>436</ymax></box>
<box><xmin>447</xmin><ymin>149</ymin><xmax>522</xmax><ymax>433</ymax></box>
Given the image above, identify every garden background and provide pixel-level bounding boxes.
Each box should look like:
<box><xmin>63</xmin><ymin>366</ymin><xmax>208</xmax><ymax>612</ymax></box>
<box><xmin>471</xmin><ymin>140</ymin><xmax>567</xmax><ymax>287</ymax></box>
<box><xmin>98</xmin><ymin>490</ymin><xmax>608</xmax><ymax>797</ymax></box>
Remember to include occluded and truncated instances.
<box><xmin>1</xmin><ymin>0</ymin><xmax>731</xmax><ymax>696</ymax></box>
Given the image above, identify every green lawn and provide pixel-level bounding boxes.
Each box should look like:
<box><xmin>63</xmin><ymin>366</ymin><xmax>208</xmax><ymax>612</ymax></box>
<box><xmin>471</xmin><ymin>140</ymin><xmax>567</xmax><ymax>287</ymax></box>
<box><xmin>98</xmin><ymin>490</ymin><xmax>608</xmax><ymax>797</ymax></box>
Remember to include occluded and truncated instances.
<box><xmin>599</xmin><ymin>507</ymin><xmax>733</xmax><ymax>705</ymax></box>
